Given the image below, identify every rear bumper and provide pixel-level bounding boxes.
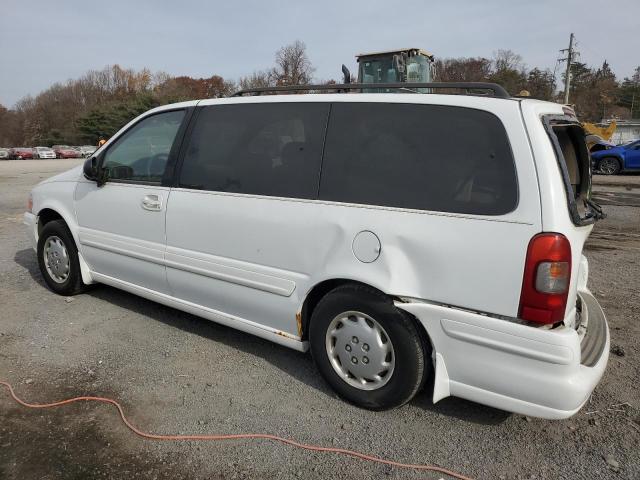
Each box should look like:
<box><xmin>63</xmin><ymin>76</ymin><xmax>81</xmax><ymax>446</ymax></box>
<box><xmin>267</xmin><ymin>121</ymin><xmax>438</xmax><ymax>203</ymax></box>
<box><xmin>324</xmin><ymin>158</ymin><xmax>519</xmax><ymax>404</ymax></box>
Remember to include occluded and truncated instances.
<box><xmin>397</xmin><ymin>290</ymin><xmax>609</xmax><ymax>419</ymax></box>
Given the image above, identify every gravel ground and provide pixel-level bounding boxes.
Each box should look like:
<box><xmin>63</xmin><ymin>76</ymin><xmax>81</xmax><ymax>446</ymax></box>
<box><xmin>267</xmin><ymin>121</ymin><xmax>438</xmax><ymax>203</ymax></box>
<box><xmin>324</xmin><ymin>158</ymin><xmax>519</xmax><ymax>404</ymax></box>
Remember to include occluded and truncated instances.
<box><xmin>1</xmin><ymin>159</ymin><xmax>639</xmax><ymax>480</ymax></box>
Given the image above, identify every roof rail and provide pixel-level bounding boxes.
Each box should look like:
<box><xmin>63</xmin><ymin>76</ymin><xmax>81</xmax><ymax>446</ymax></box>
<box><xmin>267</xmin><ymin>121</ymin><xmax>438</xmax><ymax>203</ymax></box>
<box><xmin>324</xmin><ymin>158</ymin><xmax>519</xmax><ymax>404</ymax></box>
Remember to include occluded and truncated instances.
<box><xmin>231</xmin><ymin>82</ymin><xmax>510</xmax><ymax>99</ymax></box>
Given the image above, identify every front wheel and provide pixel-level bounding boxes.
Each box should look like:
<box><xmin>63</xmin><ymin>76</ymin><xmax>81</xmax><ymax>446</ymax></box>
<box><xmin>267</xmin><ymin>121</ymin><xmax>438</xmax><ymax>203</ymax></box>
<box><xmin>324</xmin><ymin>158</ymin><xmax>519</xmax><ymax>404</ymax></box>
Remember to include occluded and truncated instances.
<box><xmin>37</xmin><ymin>220</ymin><xmax>87</xmax><ymax>296</ymax></box>
<box><xmin>309</xmin><ymin>284</ymin><xmax>429</xmax><ymax>410</ymax></box>
<box><xmin>598</xmin><ymin>157</ymin><xmax>621</xmax><ymax>175</ymax></box>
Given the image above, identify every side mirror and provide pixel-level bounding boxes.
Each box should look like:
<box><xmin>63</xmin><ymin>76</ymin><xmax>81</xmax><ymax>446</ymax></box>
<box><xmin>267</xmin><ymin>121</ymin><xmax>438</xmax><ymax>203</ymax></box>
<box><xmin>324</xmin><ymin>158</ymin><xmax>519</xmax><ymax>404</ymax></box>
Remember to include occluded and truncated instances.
<box><xmin>83</xmin><ymin>156</ymin><xmax>99</xmax><ymax>181</ymax></box>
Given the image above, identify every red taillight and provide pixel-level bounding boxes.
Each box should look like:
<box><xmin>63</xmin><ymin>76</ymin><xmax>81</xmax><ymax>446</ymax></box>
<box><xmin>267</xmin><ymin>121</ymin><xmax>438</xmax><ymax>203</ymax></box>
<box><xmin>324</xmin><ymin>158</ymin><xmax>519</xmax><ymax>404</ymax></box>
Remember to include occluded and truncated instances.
<box><xmin>519</xmin><ymin>233</ymin><xmax>572</xmax><ymax>324</ymax></box>
<box><xmin>27</xmin><ymin>193</ymin><xmax>33</xmax><ymax>213</ymax></box>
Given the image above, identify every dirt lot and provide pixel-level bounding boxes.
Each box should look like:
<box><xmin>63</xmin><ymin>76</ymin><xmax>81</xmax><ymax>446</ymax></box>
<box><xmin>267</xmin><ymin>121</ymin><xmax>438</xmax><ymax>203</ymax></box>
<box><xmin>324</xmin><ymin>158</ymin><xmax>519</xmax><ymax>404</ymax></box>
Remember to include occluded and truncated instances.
<box><xmin>1</xmin><ymin>159</ymin><xmax>639</xmax><ymax>480</ymax></box>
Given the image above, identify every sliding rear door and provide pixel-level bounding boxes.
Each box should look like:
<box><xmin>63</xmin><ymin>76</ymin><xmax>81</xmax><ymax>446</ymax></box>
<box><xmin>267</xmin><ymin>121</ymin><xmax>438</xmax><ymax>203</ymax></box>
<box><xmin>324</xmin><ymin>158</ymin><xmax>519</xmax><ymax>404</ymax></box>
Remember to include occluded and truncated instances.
<box><xmin>164</xmin><ymin>102</ymin><xmax>329</xmax><ymax>337</ymax></box>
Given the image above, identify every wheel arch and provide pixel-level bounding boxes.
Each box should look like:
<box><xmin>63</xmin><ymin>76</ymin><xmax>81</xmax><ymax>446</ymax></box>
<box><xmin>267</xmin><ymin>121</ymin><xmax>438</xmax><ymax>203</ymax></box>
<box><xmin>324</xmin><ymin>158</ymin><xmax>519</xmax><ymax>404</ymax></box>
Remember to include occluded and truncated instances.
<box><xmin>35</xmin><ymin>203</ymin><xmax>94</xmax><ymax>285</ymax></box>
<box><xmin>35</xmin><ymin>200</ymin><xmax>79</xmax><ymax>246</ymax></box>
<box><xmin>299</xmin><ymin>279</ymin><xmax>433</xmax><ymax>359</ymax></box>
<box><xmin>37</xmin><ymin>208</ymin><xmax>65</xmax><ymax>236</ymax></box>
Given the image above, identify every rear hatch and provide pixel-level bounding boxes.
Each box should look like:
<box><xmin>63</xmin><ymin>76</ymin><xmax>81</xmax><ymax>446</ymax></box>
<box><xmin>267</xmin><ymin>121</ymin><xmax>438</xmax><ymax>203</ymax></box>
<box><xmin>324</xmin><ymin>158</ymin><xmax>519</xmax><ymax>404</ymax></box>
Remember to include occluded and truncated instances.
<box><xmin>517</xmin><ymin>101</ymin><xmax>606</xmax><ymax>329</ymax></box>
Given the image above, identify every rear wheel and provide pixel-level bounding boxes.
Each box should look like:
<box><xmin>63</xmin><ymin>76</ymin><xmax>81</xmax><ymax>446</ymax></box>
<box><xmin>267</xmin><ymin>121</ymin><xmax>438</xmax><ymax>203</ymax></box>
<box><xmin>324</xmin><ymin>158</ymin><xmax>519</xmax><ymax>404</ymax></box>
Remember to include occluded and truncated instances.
<box><xmin>598</xmin><ymin>157</ymin><xmax>621</xmax><ymax>175</ymax></box>
<box><xmin>37</xmin><ymin>220</ymin><xmax>87</xmax><ymax>296</ymax></box>
<box><xmin>309</xmin><ymin>284</ymin><xmax>429</xmax><ymax>410</ymax></box>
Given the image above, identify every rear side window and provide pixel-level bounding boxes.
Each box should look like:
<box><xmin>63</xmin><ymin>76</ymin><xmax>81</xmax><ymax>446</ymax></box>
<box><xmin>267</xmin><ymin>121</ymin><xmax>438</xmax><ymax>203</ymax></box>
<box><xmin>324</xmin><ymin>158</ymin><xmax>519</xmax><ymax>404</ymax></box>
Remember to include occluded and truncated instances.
<box><xmin>319</xmin><ymin>103</ymin><xmax>518</xmax><ymax>215</ymax></box>
<box><xmin>179</xmin><ymin>103</ymin><xmax>329</xmax><ymax>199</ymax></box>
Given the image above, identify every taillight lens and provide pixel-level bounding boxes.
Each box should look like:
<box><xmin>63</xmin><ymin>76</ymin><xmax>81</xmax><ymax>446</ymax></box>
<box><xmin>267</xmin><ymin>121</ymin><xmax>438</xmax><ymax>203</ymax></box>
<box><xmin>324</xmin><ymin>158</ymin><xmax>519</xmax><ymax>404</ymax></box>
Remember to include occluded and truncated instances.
<box><xmin>519</xmin><ymin>233</ymin><xmax>572</xmax><ymax>324</ymax></box>
<box><xmin>27</xmin><ymin>193</ymin><xmax>33</xmax><ymax>213</ymax></box>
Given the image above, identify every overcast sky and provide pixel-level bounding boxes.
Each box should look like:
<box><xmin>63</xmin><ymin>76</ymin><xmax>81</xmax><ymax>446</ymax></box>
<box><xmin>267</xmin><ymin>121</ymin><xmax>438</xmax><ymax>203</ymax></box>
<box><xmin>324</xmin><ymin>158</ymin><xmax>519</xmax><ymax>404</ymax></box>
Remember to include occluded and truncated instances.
<box><xmin>1</xmin><ymin>0</ymin><xmax>638</xmax><ymax>107</ymax></box>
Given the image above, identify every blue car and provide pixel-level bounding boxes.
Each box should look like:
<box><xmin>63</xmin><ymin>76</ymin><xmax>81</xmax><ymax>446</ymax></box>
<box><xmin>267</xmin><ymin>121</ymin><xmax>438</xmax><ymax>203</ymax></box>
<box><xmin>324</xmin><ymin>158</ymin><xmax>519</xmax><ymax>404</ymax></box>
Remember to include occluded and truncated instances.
<box><xmin>591</xmin><ymin>139</ymin><xmax>640</xmax><ymax>175</ymax></box>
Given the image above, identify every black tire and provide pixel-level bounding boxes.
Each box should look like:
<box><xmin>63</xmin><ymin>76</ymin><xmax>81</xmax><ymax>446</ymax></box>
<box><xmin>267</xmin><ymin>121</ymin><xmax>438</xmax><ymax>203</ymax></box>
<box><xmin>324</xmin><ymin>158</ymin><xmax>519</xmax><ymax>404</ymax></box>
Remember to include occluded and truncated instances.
<box><xmin>309</xmin><ymin>284</ymin><xmax>429</xmax><ymax>410</ymax></box>
<box><xmin>37</xmin><ymin>219</ymin><xmax>87</xmax><ymax>296</ymax></box>
<box><xmin>598</xmin><ymin>157</ymin><xmax>621</xmax><ymax>175</ymax></box>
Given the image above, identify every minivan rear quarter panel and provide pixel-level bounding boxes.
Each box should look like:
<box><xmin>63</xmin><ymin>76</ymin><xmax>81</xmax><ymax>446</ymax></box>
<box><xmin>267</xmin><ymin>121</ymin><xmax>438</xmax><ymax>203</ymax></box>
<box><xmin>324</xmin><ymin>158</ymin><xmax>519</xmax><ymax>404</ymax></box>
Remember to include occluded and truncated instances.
<box><xmin>519</xmin><ymin>100</ymin><xmax>595</xmax><ymax>323</ymax></box>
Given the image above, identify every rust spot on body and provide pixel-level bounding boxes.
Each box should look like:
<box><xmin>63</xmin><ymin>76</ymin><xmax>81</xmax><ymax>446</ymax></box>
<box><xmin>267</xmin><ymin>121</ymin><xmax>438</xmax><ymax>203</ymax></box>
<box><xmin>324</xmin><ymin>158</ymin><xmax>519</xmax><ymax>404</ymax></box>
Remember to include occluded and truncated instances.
<box><xmin>296</xmin><ymin>312</ymin><xmax>303</xmax><ymax>338</ymax></box>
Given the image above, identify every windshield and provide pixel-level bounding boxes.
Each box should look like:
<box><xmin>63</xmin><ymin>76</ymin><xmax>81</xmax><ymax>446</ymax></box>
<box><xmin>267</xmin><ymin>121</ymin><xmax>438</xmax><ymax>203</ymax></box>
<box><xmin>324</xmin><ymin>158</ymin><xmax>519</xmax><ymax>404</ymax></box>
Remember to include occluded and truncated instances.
<box><xmin>358</xmin><ymin>57</ymin><xmax>399</xmax><ymax>84</ymax></box>
<box><xmin>406</xmin><ymin>55</ymin><xmax>431</xmax><ymax>82</ymax></box>
<box><xmin>358</xmin><ymin>54</ymin><xmax>433</xmax><ymax>93</ymax></box>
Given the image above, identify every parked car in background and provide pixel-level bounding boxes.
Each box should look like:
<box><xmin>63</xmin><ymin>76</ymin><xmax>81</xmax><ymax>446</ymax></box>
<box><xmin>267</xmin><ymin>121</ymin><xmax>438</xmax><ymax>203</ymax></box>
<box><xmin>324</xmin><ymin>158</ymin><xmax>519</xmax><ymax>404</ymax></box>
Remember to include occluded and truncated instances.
<box><xmin>591</xmin><ymin>139</ymin><xmax>640</xmax><ymax>174</ymax></box>
<box><xmin>11</xmin><ymin>147</ymin><xmax>34</xmax><ymax>159</ymax></box>
<box><xmin>79</xmin><ymin>145</ymin><xmax>97</xmax><ymax>157</ymax></box>
<box><xmin>0</xmin><ymin>148</ymin><xmax>10</xmax><ymax>160</ymax></box>
<box><xmin>52</xmin><ymin>145</ymin><xmax>67</xmax><ymax>157</ymax></box>
<box><xmin>52</xmin><ymin>145</ymin><xmax>81</xmax><ymax>159</ymax></box>
<box><xmin>33</xmin><ymin>146</ymin><xmax>57</xmax><ymax>159</ymax></box>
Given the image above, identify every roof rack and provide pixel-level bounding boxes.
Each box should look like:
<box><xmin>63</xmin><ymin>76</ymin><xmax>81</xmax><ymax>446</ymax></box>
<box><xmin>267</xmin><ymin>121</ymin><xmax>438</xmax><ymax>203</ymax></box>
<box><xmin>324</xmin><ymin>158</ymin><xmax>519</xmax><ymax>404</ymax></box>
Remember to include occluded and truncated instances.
<box><xmin>231</xmin><ymin>82</ymin><xmax>510</xmax><ymax>99</ymax></box>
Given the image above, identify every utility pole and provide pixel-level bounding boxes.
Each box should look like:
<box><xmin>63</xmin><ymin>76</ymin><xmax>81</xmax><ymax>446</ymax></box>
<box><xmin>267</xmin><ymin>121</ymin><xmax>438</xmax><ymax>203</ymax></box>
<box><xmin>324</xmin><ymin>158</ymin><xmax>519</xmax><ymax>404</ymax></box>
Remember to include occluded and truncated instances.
<box><xmin>560</xmin><ymin>33</ymin><xmax>575</xmax><ymax>104</ymax></box>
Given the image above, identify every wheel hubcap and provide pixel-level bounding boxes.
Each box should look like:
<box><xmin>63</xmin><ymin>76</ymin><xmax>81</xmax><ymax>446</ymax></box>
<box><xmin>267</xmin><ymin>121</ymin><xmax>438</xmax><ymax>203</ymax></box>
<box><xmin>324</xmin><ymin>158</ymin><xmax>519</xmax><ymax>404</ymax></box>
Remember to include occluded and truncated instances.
<box><xmin>600</xmin><ymin>159</ymin><xmax>618</xmax><ymax>174</ymax></box>
<box><xmin>325</xmin><ymin>311</ymin><xmax>395</xmax><ymax>391</ymax></box>
<box><xmin>43</xmin><ymin>236</ymin><xmax>70</xmax><ymax>283</ymax></box>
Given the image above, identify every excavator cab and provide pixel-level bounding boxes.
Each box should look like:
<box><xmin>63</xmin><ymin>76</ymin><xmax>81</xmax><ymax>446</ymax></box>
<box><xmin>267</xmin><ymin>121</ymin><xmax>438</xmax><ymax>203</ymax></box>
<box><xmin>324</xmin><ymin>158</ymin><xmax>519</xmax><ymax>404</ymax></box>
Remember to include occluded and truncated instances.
<box><xmin>356</xmin><ymin>48</ymin><xmax>435</xmax><ymax>92</ymax></box>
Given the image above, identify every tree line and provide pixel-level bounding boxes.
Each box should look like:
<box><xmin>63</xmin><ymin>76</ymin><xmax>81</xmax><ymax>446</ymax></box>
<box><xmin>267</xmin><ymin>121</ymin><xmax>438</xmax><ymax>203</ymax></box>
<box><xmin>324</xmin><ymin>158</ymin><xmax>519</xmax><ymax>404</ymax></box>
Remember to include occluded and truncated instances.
<box><xmin>1</xmin><ymin>41</ymin><xmax>638</xmax><ymax>147</ymax></box>
<box><xmin>436</xmin><ymin>50</ymin><xmax>639</xmax><ymax>122</ymax></box>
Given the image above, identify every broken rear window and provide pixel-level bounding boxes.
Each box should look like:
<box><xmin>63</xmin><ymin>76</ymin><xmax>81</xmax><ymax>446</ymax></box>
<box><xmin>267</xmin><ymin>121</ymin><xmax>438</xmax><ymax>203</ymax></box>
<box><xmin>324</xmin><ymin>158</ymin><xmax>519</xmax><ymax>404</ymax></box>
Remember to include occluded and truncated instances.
<box><xmin>544</xmin><ymin>117</ymin><xmax>601</xmax><ymax>225</ymax></box>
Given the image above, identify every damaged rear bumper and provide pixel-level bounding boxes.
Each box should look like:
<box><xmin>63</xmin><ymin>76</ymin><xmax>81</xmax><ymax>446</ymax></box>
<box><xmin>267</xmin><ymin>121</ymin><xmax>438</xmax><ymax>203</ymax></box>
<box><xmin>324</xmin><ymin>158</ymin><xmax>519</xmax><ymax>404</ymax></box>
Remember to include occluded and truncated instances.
<box><xmin>396</xmin><ymin>290</ymin><xmax>609</xmax><ymax>420</ymax></box>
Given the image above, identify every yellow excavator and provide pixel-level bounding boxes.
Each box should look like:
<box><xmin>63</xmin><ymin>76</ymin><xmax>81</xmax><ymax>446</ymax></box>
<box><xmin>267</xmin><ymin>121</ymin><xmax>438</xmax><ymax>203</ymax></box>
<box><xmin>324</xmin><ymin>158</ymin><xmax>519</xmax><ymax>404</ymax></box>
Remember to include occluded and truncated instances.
<box><xmin>582</xmin><ymin>121</ymin><xmax>617</xmax><ymax>151</ymax></box>
<box><xmin>583</xmin><ymin>121</ymin><xmax>616</xmax><ymax>141</ymax></box>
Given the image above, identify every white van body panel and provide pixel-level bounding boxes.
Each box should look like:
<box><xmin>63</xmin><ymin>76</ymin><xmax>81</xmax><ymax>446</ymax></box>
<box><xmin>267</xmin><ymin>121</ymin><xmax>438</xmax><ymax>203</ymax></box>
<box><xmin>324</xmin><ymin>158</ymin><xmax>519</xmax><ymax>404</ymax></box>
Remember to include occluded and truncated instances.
<box><xmin>74</xmin><ymin>180</ymin><xmax>171</xmax><ymax>294</ymax></box>
<box><xmin>166</xmin><ymin>190</ymin><xmax>540</xmax><ymax>338</ymax></box>
<box><xmin>166</xmin><ymin>94</ymin><xmax>541</xmax><ymax>339</ymax></box>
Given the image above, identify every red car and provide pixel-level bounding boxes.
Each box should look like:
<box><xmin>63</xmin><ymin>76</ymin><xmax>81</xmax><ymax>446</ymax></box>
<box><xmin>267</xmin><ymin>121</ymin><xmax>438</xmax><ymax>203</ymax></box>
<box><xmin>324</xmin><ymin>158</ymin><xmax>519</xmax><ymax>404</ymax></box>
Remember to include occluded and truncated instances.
<box><xmin>11</xmin><ymin>147</ymin><xmax>34</xmax><ymax>159</ymax></box>
<box><xmin>52</xmin><ymin>145</ymin><xmax>81</xmax><ymax>159</ymax></box>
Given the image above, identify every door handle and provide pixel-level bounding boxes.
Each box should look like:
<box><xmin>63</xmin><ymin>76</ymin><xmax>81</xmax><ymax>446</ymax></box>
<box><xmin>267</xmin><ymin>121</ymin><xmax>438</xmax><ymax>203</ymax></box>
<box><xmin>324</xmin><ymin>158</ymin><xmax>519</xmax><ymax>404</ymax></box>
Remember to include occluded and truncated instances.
<box><xmin>141</xmin><ymin>194</ymin><xmax>163</xmax><ymax>211</ymax></box>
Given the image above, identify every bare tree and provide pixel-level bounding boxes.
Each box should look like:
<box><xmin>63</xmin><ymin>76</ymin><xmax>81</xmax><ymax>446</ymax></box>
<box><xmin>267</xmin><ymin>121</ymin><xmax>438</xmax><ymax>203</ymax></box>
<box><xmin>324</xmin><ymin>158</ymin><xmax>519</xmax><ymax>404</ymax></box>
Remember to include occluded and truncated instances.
<box><xmin>271</xmin><ymin>40</ymin><xmax>315</xmax><ymax>86</ymax></box>
<box><xmin>493</xmin><ymin>49</ymin><xmax>525</xmax><ymax>73</ymax></box>
<box><xmin>435</xmin><ymin>57</ymin><xmax>492</xmax><ymax>82</ymax></box>
<box><xmin>238</xmin><ymin>70</ymin><xmax>274</xmax><ymax>90</ymax></box>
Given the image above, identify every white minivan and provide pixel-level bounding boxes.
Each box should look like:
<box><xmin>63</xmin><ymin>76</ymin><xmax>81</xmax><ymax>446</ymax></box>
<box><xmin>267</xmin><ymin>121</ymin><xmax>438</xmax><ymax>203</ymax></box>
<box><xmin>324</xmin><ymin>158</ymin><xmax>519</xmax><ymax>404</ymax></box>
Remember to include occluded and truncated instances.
<box><xmin>24</xmin><ymin>83</ymin><xmax>609</xmax><ymax>419</ymax></box>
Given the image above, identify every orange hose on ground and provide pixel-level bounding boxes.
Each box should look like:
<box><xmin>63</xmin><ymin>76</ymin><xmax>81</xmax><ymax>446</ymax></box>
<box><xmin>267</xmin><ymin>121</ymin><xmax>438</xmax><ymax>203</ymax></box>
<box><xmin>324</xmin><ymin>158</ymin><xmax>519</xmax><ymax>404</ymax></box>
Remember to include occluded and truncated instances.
<box><xmin>0</xmin><ymin>380</ymin><xmax>473</xmax><ymax>480</ymax></box>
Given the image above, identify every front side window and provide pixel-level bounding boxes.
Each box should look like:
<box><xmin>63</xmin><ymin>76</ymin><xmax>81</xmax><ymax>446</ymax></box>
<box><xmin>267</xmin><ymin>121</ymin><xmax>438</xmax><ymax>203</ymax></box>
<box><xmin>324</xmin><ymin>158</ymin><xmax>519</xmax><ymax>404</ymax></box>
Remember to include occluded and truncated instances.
<box><xmin>179</xmin><ymin>103</ymin><xmax>329</xmax><ymax>199</ymax></box>
<box><xmin>319</xmin><ymin>103</ymin><xmax>518</xmax><ymax>215</ymax></box>
<box><xmin>102</xmin><ymin>110</ymin><xmax>185</xmax><ymax>183</ymax></box>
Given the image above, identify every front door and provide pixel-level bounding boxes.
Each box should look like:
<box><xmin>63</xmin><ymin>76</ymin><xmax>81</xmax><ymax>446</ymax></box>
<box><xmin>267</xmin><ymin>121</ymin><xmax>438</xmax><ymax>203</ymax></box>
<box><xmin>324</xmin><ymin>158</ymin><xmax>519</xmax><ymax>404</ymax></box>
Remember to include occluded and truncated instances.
<box><xmin>75</xmin><ymin>109</ymin><xmax>187</xmax><ymax>294</ymax></box>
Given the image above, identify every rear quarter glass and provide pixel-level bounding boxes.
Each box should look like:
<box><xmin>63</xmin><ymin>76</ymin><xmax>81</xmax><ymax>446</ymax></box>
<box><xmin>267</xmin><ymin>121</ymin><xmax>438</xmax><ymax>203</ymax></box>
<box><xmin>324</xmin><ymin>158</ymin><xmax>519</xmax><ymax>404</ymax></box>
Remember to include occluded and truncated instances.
<box><xmin>319</xmin><ymin>102</ymin><xmax>518</xmax><ymax>215</ymax></box>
